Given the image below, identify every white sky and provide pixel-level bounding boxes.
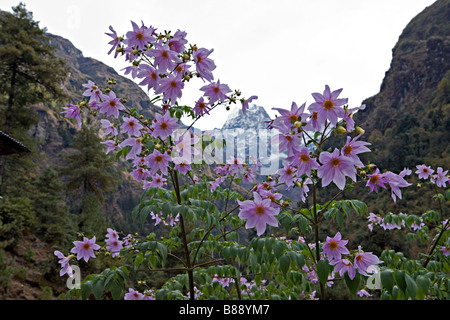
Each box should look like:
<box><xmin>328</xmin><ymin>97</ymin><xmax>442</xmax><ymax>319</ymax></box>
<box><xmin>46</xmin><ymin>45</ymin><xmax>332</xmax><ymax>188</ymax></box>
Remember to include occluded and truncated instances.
<box><xmin>1</xmin><ymin>0</ymin><xmax>437</xmax><ymax>130</ymax></box>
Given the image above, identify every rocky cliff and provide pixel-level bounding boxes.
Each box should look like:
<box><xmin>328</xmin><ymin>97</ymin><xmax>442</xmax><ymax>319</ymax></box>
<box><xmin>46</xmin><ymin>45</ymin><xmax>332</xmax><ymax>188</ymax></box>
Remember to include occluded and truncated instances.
<box><xmin>354</xmin><ymin>0</ymin><xmax>449</xmax><ymax>171</ymax></box>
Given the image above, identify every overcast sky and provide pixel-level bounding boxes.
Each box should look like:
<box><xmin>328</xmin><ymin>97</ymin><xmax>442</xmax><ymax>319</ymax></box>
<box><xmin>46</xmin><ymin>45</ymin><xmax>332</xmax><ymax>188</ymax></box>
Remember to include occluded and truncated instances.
<box><xmin>1</xmin><ymin>0</ymin><xmax>437</xmax><ymax>130</ymax></box>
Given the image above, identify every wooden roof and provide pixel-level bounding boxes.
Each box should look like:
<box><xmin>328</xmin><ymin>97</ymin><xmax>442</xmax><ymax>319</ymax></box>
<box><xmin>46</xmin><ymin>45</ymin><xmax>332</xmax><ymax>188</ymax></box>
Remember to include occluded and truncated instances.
<box><xmin>0</xmin><ymin>130</ymin><xmax>30</xmax><ymax>155</ymax></box>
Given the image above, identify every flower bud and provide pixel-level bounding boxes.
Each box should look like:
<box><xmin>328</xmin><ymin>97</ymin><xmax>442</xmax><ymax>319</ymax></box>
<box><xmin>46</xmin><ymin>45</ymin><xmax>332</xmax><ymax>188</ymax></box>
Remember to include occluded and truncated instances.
<box><xmin>417</xmin><ymin>183</ymin><xmax>421</xmax><ymax>189</ymax></box>
<box><xmin>336</xmin><ymin>125</ymin><xmax>347</xmax><ymax>134</ymax></box>
<box><xmin>355</xmin><ymin>126</ymin><xmax>365</xmax><ymax>135</ymax></box>
<box><xmin>294</xmin><ymin>121</ymin><xmax>302</xmax><ymax>128</ymax></box>
<box><xmin>360</xmin><ymin>170</ymin><xmax>366</xmax><ymax>178</ymax></box>
<box><xmin>368</xmin><ymin>164</ymin><xmax>377</xmax><ymax>171</ymax></box>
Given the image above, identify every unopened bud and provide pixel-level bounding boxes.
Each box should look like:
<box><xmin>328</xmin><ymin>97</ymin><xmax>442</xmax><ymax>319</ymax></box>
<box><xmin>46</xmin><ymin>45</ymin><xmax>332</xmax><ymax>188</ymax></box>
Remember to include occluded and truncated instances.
<box><xmin>355</xmin><ymin>126</ymin><xmax>365</xmax><ymax>135</ymax></box>
<box><xmin>336</xmin><ymin>126</ymin><xmax>347</xmax><ymax>134</ymax></box>
<box><xmin>368</xmin><ymin>164</ymin><xmax>377</xmax><ymax>171</ymax></box>
<box><xmin>294</xmin><ymin>121</ymin><xmax>302</xmax><ymax>128</ymax></box>
<box><xmin>295</xmin><ymin>181</ymin><xmax>302</xmax><ymax>188</ymax></box>
<box><xmin>155</xmin><ymin>143</ymin><xmax>161</xmax><ymax>149</ymax></box>
<box><xmin>417</xmin><ymin>183</ymin><xmax>421</xmax><ymax>189</ymax></box>
<box><xmin>360</xmin><ymin>170</ymin><xmax>366</xmax><ymax>178</ymax></box>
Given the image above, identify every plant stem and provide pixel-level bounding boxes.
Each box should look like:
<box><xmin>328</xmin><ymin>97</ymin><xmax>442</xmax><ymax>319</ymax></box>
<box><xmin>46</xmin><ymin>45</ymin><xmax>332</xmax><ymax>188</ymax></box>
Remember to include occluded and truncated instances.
<box><xmin>170</xmin><ymin>169</ymin><xmax>195</xmax><ymax>300</ymax></box>
<box><xmin>422</xmin><ymin>184</ymin><xmax>447</xmax><ymax>268</ymax></box>
<box><xmin>312</xmin><ymin>181</ymin><xmax>325</xmax><ymax>300</ymax></box>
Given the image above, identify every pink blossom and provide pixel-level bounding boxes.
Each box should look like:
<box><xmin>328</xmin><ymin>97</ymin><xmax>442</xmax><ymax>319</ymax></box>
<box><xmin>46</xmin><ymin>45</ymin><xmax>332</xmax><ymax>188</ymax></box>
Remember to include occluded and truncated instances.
<box><xmin>322</xmin><ymin>232</ymin><xmax>350</xmax><ymax>261</ymax></box>
<box><xmin>200</xmin><ymin>80</ymin><xmax>231</xmax><ymax>104</ymax></box>
<box><xmin>288</xmin><ymin>147</ymin><xmax>321</xmax><ymax>177</ymax></box>
<box><xmin>145</xmin><ymin>149</ymin><xmax>171</xmax><ymax>175</ymax></box>
<box><xmin>150</xmin><ymin>112</ymin><xmax>179</xmax><ymax>139</ymax></box>
<box><xmin>124</xmin><ymin>21</ymin><xmax>155</xmax><ymax>49</ymax></box>
<box><xmin>105</xmin><ymin>25</ymin><xmax>121</xmax><ymax>57</ymax></box>
<box><xmin>415</xmin><ymin>164</ymin><xmax>435</xmax><ymax>179</ymax></box>
<box><xmin>276</xmin><ymin>162</ymin><xmax>297</xmax><ymax>188</ymax></box>
<box><xmin>241</xmin><ymin>96</ymin><xmax>258</xmax><ymax>115</ymax></box>
<box><xmin>154</xmin><ymin>74</ymin><xmax>184</xmax><ymax>103</ymax></box>
<box><xmin>366</xmin><ymin>168</ymin><xmax>388</xmax><ymax>193</ymax></box>
<box><xmin>101</xmin><ymin>119</ymin><xmax>118</xmax><ymax>136</ymax></box>
<box><xmin>98</xmin><ymin>91</ymin><xmax>125</xmax><ymax>118</ymax></box>
<box><xmin>173</xmin><ymin>157</ymin><xmax>192</xmax><ymax>175</ymax></box>
<box><xmin>167</xmin><ymin>30</ymin><xmax>188</xmax><ymax>53</ymax></box>
<box><xmin>146</xmin><ymin>43</ymin><xmax>181</xmax><ymax>72</ymax></box>
<box><xmin>354</xmin><ymin>247</ymin><xmax>382</xmax><ymax>276</ymax></box>
<box><xmin>70</xmin><ymin>236</ymin><xmax>100</xmax><ymax>262</ymax></box>
<box><xmin>124</xmin><ymin>288</ymin><xmax>145</xmax><ymax>300</ymax></box>
<box><xmin>106</xmin><ymin>238</ymin><xmax>123</xmax><ymax>258</ymax></box>
<box><xmin>308</xmin><ymin>85</ymin><xmax>348</xmax><ymax>126</ymax></box>
<box><xmin>430</xmin><ymin>167</ymin><xmax>449</xmax><ymax>188</ymax></box>
<box><xmin>137</xmin><ymin>64</ymin><xmax>159</xmax><ymax>91</ymax></box>
<box><xmin>237</xmin><ymin>192</ymin><xmax>280</xmax><ymax>236</ymax></box>
<box><xmin>318</xmin><ymin>148</ymin><xmax>356</xmax><ymax>190</ymax></box>
<box><xmin>193</xmin><ymin>97</ymin><xmax>211</xmax><ymax>116</ymax></box>
<box><xmin>341</xmin><ymin>135</ymin><xmax>371</xmax><ymax>167</ymax></box>
<box><xmin>61</xmin><ymin>104</ymin><xmax>82</xmax><ymax>129</ymax></box>
<box><xmin>193</xmin><ymin>47</ymin><xmax>216</xmax><ymax>82</ymax></box>
<box><xmin>272</xmin><ymin>102</ymin><xmax>309</xmax><ymax>131</ymax></box>
<box><xmin>54</xmin><ymin>250</ymin><xmax>73</xmax><ymax>277</ymax></box>
<box><xmin>121</xmin><ymin>116</ymin><xmax>143</xmax><ymax>137</ymax></box>
<box><xmin>330</xmin><ymin>259</ymin><xmax>356</xmax><ymax>280</ymax></box>
<box><xmin>119</xmin><ymin>137</ymin><xmax>143</xmax><ymax>160</ymax></box>
<box><xmin>384</xmin><ymin>171</ymin><xmax>411</xmax><ymax>202</ymax></box>
<box><xmin>101</xmin><ymin>140</ymin><xmax>116</xmax><ymax>154</ymax></box>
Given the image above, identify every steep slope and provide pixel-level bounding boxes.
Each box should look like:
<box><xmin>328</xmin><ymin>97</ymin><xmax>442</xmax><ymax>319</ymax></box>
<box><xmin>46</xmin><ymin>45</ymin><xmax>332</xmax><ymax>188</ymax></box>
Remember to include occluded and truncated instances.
<box><xmin>354</xmin><ymin>0</ymin><xmax>449</xmax><ymax>172</ymax></box>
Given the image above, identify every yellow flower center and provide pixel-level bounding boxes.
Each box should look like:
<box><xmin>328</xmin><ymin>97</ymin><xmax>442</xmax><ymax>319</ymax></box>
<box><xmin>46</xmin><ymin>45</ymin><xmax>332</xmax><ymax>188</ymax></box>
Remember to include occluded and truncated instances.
<box><xmin>331</xmin><ymin>158</ymin><xmax>340</xmax><ymax>167</ymax></box>
<box><xmin>328</xmin><ymin>240</ymin><xmax>338</xmax><ymax>250</ymax></box>
<box><xmin>324</xmin><ymin>99</ymin><xmax>334</xmax><ymax>110</ymax></box>
<box><xmin>136</xmin><ymin>32</ymin><xmax>144</xmax><ymax>40</ymax></box>
<box><xmin>255</xmin><ymin>206</ymin><xmax>265</xmax><ymax>215</ymax></box>
<box><xmin>300</xmin><ymin>154</ymin><xmax>310</xmax><ymax>162</ymax></box>
<box><xmin>343</xmin><ymin>145</ymin><xmax>353</xmax><ymax>156</ymax></box>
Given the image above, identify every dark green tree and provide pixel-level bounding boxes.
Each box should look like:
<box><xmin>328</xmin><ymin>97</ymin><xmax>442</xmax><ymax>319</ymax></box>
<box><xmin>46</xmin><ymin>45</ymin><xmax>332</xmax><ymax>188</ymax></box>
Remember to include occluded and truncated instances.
<box><xmin>32</xmin><ymin>167</ymin><xmax>77</xmax><ymax>247</ymax></box>
<box><xmin>0</xmin><ymin>2</ymin><xmax>68</xmax><ymax>191</ymax></box>
<box><xmin>59</xmin><ymin>124</ymin><xmax>119</xmax><ymax>235</ymax></box>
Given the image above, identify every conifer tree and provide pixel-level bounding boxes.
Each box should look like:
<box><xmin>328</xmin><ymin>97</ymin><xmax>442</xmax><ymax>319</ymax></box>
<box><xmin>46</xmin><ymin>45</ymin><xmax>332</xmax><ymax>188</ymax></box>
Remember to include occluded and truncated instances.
<box><xmin>0</xmin><ymin>3</ymin><xmax>68</xmax><ymax>191</ymax></box>
<box><xmin>59</xmin><ymin>124</ymin><xmax>119</xmax><ymax>234</ymax></box>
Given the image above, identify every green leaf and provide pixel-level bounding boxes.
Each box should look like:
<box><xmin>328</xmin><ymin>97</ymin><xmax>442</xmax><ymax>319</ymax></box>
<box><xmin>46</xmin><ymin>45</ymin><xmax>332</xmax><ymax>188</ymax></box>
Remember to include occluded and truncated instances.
<box><xmin>380</xmin><ymin>269</ymin><xmax>394</xmax><ymax>294</ymax></box>
<box><xmin>344</xmin><ymin>272</ymin><xmax>361</xmax><ymax>297</ymax></box>
<box><xmin>317</xmin><ymin>260</ymin><xmax>330</xmax><ymax>285</ymax></box>
<box><xmin>279</xmin><ymin>254</ymin><xmax>290</xmax><ymax>275</ymax></box>
<box><xmin>93</xmin><ymin>277</ymin><xmax>104</xmax><ymax>300</ymax></box>
<box><xmin>416</xmin><ymin>275</ymin><xmax>431</xmax><ymax>300</ymax></box>
<box><xmin>110</xmin><ymin>279</ymin><xmax>123</xmax><ymax>300</ymax></box>
<box><xmin>394</xmin><ymin>270</ymin><xmax>407</xmax><ymax>293</ymax></box>
<box><xmin>405</xmin><ymin>273</ymin><xmax>417</xmax><ymax>299</ymax></box>
<box><xmin>80</xmin><ymin>281</ymin><xmax>92</xmax><ymax>300</ymax></box>
<box><xmin>273</xmin><ymin>241</ymin><xmax>284</xmax><ymax>258</ymax></box>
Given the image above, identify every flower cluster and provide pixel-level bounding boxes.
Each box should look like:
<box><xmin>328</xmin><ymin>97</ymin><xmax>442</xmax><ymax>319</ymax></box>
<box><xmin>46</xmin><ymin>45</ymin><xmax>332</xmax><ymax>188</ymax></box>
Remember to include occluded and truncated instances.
<box><xmin>54</xmin><ymin>228</ymin><xmax>124</xmax><ymax>277</ymax></box>
<box><xmin>323</xmin><ymin>232</ymin><xmax>382</xmax><ymax>280</ymax></box>
<box><xmin>151</xmin><ymin>211</ymin><xmax>180</xmax><ymax>227</ymax></box>
<box><xmin>415</xmin><ymin>164</ymin><xmax>449</xmax><ymax>187</ymax></box>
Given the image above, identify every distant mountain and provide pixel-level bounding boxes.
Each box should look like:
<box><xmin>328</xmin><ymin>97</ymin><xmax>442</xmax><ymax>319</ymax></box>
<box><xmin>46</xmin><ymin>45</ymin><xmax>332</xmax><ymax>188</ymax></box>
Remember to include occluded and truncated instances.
<box><xmin>216</xmin><ymin>104</ymin><xmax>284</xmax><ymax>175</ymax></box>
